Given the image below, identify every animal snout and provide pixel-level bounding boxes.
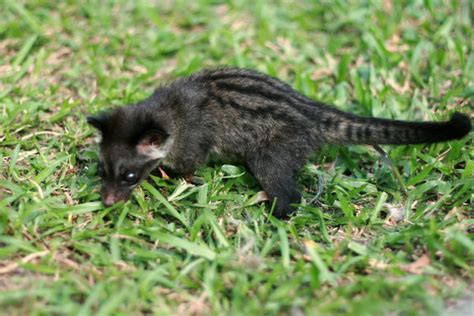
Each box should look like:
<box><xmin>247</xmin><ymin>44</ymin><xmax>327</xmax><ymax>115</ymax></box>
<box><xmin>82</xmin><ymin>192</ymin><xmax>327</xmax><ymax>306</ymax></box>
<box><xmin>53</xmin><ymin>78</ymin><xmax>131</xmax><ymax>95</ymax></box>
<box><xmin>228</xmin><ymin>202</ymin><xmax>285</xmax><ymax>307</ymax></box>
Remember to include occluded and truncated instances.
<box><xmin>103</xmin><ymin>194</ymin><xmax>118</xmax><ymax>207</ymax></box>
<box><xmin>101</xmin><ymin>190</ymin><xmax>128</xmax><ymax>207</ymax></box>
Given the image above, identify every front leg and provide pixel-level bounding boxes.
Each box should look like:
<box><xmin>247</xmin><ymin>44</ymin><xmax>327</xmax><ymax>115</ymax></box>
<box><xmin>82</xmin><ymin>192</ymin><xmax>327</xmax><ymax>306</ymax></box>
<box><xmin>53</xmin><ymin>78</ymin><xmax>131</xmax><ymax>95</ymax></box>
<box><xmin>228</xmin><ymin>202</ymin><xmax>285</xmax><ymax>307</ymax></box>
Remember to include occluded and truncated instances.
<box><xmin>153</xmin><ymin>142</ymin><xmax>210</xmax><ymax>185</ymax></box>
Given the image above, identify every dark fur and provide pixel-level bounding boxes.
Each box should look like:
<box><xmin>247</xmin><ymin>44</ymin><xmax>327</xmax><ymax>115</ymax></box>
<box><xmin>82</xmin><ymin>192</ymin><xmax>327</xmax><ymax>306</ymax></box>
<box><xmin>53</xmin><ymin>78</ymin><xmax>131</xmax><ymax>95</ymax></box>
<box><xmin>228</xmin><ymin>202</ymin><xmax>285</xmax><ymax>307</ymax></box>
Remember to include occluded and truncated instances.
<box><xmin>88</xmin><ymin>68</ymin><xmax>471</xmax><ymax>218</ymax></box>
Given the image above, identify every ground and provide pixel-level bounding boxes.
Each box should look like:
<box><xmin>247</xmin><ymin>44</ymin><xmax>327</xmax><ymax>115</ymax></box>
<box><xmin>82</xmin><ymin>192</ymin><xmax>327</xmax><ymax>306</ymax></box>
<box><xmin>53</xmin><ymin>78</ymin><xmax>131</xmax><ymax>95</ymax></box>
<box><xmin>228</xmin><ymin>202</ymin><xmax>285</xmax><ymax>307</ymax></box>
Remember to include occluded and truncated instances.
<box><xmin>0</xmin><ymin>1</ymin><xmax>473</xmax><ymax>315</ymax></box>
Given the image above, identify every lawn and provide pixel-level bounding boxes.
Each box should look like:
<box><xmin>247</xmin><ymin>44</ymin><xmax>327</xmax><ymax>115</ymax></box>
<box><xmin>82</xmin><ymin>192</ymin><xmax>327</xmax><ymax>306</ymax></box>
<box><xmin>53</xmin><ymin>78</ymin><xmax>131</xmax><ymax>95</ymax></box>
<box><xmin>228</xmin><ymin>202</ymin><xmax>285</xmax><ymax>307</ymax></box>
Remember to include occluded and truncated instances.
<box><xmin>0</xmin><ymin>1</ymin><xmax>473</xmax><ymax>315</ymax></box>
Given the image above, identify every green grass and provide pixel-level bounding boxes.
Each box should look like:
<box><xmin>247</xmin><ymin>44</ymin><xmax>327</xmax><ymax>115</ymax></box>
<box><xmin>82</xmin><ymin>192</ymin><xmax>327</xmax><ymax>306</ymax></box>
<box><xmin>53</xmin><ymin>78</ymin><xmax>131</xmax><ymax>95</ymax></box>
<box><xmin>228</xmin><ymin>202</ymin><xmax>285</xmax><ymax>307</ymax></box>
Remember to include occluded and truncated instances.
<box><xmin>0</xmin><ymin>1</ymin><xmax>473</xmax><ymax>315</ymax></box>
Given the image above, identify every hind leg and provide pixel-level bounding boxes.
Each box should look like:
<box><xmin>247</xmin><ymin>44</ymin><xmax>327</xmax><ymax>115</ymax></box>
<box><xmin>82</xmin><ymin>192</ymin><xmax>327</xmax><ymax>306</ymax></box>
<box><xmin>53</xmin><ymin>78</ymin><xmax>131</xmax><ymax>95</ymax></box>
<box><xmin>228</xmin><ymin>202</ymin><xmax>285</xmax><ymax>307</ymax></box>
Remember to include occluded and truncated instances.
<box><xmin>246</xmin><ymin>151</ymin><xmax>302</xmax><ymax>219</ymax></box>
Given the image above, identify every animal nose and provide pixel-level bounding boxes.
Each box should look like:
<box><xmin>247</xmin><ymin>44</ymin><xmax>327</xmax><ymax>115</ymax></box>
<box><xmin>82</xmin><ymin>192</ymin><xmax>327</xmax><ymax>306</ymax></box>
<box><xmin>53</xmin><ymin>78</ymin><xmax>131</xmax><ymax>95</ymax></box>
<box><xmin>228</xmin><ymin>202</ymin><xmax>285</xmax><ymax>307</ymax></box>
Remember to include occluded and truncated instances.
<box><xmin>103</xmin><ymin>193</ymin><xmax>119</xmax><ymax>207</ymax></box>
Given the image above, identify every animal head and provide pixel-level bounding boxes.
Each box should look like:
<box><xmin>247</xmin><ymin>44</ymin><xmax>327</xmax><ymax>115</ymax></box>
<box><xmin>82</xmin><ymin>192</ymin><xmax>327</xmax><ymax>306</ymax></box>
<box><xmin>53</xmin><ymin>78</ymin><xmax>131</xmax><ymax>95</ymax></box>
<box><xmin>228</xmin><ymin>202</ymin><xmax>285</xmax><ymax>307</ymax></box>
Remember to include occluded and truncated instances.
<box><xmin>87</xmin><ymin>106</ymin><xmax>174</xmax><ymax>206</ymax></box>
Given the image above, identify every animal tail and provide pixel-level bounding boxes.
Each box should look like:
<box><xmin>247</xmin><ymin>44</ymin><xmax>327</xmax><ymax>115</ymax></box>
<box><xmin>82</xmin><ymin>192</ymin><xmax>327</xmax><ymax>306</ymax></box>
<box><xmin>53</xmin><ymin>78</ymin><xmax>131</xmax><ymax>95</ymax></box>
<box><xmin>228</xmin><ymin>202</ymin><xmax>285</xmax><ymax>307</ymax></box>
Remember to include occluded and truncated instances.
<box><xmin>318</xmin><ymin>110</ymin><xmax>471</xmax><ymax>145</ymax></box>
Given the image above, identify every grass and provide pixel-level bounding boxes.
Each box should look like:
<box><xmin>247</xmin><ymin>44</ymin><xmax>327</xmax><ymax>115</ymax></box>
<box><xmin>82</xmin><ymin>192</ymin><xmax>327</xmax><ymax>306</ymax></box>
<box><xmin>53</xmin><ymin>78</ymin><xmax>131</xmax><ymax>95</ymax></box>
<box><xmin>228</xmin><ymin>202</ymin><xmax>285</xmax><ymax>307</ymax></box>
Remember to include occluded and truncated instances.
<box><xmin>0</xmin><ymin>0</ymin><xmax>473</xmax><ymax>315</ymax></box>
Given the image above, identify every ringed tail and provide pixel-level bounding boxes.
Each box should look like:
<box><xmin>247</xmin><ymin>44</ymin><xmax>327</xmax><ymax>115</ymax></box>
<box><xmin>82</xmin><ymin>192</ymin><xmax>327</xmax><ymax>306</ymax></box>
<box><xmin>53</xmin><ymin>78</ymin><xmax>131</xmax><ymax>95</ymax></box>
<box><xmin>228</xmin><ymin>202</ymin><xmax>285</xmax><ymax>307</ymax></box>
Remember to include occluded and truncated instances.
<box><xmin>320</xmin><ymin>111</ymin><xmax>471</xmax><ymax>145</ymax></box>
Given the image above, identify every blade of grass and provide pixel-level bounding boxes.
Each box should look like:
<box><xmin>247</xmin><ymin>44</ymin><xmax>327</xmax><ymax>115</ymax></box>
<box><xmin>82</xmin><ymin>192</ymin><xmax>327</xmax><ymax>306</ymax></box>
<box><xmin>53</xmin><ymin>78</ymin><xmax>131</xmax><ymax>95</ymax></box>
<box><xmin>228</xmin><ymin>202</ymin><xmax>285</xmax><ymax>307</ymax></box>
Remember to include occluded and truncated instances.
<box><xmin>303</xmin><ymin>240</ymin><xmax>335</xmax><ymax>284</ymax></box>
<box><xmin>142</xmin><ymin>180</ymin><xmax>189</xmax><ymax>230</ymax></box>
<box><xmin>153</xmin><ymin>231</ymin><xmax>217</xmax><ymax>260</ymax></box>
<box><xmin>5</xmin><ymin>1</ymin><xmax>43</xmax><ymax>34</ymax></box>
<box><xmin>12</xmin><ymin>35</ymin><xmax>38</xmax><ymax>67</ymax></box>
<box><xmin>278</xmin><ymin>225</ymin><xmax>290</xmax><ymax>269</ymax></box>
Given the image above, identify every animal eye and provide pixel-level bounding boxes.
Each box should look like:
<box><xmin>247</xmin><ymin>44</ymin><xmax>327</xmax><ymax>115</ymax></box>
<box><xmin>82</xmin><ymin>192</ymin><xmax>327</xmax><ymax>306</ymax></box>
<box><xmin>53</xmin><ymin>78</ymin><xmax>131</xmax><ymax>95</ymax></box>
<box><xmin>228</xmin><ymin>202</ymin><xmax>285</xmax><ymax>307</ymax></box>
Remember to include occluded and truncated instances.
<box><xmin>124</xmin><ymin>172</ymin><xmax>138</xmax><ymax>184</ymax></box>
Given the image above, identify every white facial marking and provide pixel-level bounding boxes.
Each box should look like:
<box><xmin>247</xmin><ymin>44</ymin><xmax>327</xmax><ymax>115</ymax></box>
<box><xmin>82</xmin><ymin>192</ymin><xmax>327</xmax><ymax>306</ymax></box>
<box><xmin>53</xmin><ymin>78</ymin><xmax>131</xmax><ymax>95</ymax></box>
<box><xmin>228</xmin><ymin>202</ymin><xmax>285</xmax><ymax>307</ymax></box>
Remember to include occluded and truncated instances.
<box><xmin>138</xmin><ymin>136</ymin><xmax>175</xmax><ymax>160</ymax></box>
<box><xmin>93</xmin><ymin>133</ymin><xmax>103</xmax><ymax>144</ymax></box>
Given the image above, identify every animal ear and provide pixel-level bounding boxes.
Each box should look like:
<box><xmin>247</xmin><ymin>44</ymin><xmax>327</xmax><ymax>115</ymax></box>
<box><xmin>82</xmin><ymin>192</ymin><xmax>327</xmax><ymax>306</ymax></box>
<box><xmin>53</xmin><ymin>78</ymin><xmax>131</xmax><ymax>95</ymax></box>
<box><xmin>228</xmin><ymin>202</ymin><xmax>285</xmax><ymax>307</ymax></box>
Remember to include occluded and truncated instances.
<box><xmin>136</xmin><ymin>130</ymin><xmax>168</xmax><ymax>159</ymax></box>
<box><xmin>87</xmin><ymin>114</ymin><xmax>108</xmax><ymax>131</ymax></box>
